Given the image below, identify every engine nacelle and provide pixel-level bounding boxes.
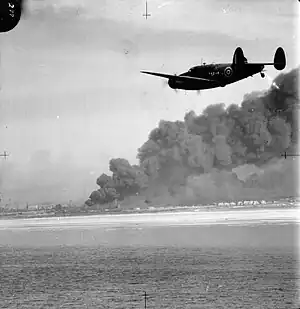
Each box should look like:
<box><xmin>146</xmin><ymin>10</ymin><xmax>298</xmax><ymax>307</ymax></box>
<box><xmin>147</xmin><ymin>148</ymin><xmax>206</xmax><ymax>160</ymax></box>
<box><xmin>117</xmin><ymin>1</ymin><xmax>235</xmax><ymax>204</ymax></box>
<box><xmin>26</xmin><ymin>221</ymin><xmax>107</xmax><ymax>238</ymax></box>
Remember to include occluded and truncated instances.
<box><xmin>274</xmin><ymin>47</ymin><xmax>286</xmax><ymax>70</ymax></box>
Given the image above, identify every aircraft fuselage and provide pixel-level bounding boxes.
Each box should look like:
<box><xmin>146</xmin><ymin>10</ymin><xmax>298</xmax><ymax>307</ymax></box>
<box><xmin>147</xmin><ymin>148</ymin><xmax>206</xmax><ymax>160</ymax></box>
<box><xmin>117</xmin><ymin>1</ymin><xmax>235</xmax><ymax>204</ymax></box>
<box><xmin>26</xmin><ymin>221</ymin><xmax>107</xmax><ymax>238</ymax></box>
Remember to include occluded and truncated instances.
<box><xmin>168</xmin><ymin>63</ymin><xmax>264</xmax><ymax>90</ymax></box>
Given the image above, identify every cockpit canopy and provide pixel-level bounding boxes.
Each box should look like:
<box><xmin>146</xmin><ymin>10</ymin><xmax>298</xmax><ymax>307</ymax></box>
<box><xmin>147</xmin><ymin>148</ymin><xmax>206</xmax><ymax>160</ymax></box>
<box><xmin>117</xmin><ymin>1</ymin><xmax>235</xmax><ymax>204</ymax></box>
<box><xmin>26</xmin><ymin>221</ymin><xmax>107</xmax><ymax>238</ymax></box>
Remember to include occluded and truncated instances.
<box><xmin>188</xmin><ymin>64</ymin><xmax>214</xmax><ymax>73</ymax></box>
<box><xmin>188</xmin><ymin>67</ymin><xmax>197</xmax><ymax>73</ymax></box>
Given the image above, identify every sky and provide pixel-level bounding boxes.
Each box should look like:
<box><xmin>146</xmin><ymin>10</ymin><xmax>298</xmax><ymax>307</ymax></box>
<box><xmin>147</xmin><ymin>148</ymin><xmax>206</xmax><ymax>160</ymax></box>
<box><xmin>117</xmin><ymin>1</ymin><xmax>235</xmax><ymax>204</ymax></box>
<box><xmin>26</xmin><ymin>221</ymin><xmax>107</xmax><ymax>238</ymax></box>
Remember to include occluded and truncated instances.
<box><xmin>0</xmin><ymin>0</ymin><xmax>298</xmax><ymax>205</ymax></box>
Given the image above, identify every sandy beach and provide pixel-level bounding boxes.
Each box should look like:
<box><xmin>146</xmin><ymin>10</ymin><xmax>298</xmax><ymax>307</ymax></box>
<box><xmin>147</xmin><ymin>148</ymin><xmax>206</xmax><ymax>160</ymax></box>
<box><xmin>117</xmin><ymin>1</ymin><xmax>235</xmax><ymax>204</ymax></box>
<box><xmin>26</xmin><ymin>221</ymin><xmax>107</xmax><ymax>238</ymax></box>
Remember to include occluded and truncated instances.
<box><xmin>0</xmin><ymin>208</ymin><xmax>298</xmax><ymax>230</ymax></box>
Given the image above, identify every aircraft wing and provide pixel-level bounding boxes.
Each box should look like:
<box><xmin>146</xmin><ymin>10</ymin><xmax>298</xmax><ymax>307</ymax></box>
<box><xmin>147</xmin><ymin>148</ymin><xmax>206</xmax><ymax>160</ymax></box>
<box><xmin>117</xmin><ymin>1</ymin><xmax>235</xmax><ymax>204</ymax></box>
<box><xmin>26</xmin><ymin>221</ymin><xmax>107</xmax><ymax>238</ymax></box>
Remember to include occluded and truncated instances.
<box><xmin>140</xmin><ymin>71</ymin><xmax>218</xmax><ymax>83</ymax></box>
<box><xmin>141</xmin><ymin>71</ymin><xmax>178</xmax><ymax>79</ymax></box>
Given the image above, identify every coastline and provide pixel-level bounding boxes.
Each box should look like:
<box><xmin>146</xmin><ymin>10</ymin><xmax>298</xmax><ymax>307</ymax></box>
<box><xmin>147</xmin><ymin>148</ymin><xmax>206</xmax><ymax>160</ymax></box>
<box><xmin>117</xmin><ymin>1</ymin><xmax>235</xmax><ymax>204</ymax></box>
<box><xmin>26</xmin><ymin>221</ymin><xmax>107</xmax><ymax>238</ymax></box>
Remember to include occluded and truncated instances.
<box><xmin>0</xmin><ymin>207</ymin><xmax>298</xmax><ymax>230</ymax></box>
<box><xmin>0</xmin><ymin>200</ymin><xmax>298</xmax><ymax>221</ymax></box>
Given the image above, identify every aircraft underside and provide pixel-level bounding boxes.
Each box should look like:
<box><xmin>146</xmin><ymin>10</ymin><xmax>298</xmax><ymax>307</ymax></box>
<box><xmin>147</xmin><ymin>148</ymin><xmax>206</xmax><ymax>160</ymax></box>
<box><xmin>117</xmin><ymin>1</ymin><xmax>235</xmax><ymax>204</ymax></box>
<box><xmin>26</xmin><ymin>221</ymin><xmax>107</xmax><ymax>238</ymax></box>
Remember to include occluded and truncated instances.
<box><xmin>169</xmin><ymin>77</ymin><xmax>242</xmax><ymax>90</ymax></box>
<box><xmin>168</xmin><ymin>78</ymin><xmax>222</xmax><ymax>91</ymax></box>
<box><xmin>171</xmin><ymin>82</ymin><xmax>220</xmax><ymax>91</ymax></box>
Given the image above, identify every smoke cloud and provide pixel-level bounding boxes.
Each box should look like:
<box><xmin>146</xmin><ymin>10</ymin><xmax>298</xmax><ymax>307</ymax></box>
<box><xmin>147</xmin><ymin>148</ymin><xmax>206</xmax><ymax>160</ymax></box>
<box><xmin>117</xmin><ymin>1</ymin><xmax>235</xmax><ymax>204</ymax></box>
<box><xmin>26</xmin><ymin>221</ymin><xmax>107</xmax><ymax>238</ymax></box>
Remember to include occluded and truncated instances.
<box><xmin>88</xmin><ymin>67</ymin><xmax>299</xmax><ymax>206</ymax></box>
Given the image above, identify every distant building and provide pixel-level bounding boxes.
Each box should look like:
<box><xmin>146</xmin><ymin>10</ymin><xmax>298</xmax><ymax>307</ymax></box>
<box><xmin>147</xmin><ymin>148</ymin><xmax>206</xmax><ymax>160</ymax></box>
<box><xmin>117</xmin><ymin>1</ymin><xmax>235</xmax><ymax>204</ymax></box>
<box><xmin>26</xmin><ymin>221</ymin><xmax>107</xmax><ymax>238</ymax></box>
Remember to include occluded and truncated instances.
<box><xmin>28</xmin><ymin>205</ymin><xmax>39</xmax><ymax>211</ymax></box>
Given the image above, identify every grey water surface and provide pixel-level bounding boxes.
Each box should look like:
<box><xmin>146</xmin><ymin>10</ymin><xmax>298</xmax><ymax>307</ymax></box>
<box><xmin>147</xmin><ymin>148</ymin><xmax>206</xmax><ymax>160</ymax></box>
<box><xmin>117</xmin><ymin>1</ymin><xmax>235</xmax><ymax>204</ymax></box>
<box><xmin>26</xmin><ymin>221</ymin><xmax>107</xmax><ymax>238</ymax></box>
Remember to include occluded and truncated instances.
<box><xmin>0</xmin><ymin>223</ymin><xmax>298</xmax><ymax>308</ymax></box>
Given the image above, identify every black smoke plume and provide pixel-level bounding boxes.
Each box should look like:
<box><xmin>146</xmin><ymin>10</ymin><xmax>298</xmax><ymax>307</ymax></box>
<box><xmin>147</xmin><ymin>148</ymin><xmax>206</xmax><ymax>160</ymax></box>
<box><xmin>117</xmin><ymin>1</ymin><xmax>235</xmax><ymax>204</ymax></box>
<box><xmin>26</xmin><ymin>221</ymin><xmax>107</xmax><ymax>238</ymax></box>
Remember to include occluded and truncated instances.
<box><xmin>87</xmin><ymin>67</ymin><xmax>299</xmax><ymax>206</ymax></box>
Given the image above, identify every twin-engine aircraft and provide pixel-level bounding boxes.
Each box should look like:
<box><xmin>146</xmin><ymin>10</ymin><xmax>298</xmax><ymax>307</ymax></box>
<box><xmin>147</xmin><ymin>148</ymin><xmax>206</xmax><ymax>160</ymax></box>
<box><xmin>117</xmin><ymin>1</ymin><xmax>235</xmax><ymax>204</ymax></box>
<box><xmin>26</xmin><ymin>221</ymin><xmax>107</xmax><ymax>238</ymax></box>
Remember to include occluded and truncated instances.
<box><xmin>141</xmin><ymin>47</ymin><xmax>286</xmax><ymax>92</ymax></box>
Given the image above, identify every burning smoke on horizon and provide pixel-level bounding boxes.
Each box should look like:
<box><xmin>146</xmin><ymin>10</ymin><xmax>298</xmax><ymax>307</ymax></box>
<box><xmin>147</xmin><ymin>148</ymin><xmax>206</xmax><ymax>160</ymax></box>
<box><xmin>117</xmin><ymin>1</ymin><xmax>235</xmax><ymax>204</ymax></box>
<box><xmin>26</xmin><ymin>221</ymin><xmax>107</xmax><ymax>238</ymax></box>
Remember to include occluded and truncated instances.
<box><xmin>87</xmin><ymin>67</ymin><xmax>299</xmax><ymax>206</ymax></box>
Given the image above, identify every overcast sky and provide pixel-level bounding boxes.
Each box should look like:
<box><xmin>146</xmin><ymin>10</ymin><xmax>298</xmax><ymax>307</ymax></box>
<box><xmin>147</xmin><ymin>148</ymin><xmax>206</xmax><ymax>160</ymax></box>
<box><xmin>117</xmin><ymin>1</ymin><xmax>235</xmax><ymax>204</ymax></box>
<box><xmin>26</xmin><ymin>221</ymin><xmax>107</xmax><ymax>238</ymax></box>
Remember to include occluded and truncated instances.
<box><xmin>0</xmin><ymin>0</ymin><xmax>298</xmax><ymax>204</ymax></box>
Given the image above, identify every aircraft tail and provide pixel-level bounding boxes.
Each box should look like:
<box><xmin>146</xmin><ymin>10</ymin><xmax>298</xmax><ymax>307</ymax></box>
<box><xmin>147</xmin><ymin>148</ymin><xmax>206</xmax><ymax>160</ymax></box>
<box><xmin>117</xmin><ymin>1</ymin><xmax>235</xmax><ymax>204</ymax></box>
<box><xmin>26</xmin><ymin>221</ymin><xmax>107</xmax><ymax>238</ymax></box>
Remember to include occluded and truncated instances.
<box><xmin>232</xmin><ymin>47</ymin><xmax>248</xmax><ymax>68</ymax></box>
<box><xmin>273</xmin><ymin>47</ymin><xmax>286</xmax><ymax>70</ymax></box>
<box><xmin>232</xmin><ymin>46</ymin><xmax>286</xmax><ymax>71</ymax></box>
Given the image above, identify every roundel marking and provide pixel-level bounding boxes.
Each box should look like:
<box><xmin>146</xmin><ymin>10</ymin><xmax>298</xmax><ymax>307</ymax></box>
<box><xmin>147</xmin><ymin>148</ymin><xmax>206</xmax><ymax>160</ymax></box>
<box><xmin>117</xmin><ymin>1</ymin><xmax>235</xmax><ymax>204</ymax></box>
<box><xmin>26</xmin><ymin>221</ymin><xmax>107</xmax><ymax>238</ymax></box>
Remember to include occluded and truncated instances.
<box><xmin>224</xmin><ymin>66</ymin><xmax>233</xmax><ymax>77</ymax></box>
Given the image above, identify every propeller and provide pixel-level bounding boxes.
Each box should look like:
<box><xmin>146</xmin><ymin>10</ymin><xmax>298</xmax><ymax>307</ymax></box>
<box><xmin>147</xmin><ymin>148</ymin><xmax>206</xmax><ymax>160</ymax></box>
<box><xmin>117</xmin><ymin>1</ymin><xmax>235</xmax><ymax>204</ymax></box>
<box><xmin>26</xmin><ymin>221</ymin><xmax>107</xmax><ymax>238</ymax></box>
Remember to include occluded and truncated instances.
<box><xmin>162</xmin><ymin>79</ymin><xmax>168</xmax><ymax>88</ymax></box>
<box><xmin>162</xmin><ymin>72</ymin><xmax>179</xmax><ymax>93</ymax></box>
<box><xmin>172</xmin><ymin>74</ymin><xmax>179</xmax><ymax>94</ymax></box>
<box><xmin>172</xmin><ymin>73</ymin><xmax>179</xmax><ymax>93</ymax></box>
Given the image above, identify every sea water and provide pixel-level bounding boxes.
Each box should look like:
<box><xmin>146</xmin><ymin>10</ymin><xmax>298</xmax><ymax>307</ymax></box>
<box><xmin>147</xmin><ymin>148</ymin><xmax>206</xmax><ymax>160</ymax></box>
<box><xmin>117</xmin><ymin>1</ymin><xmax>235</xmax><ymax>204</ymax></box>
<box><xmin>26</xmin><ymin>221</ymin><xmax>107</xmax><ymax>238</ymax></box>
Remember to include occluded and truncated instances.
<box><xmin>0</xmin><ymin>223</ymin><xmax>298</xmax><ymax>308</ymax></box>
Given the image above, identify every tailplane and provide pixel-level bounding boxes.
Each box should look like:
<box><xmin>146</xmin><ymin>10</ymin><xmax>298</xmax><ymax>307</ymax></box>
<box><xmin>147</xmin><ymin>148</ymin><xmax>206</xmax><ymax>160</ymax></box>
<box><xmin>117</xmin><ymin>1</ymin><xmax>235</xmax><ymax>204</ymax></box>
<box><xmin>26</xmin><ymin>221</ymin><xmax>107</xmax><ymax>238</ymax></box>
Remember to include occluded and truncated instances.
<box><xmin>233</xmin><ymin>46</ymin><xmax>286</xmax><ymax>71</ymax></box>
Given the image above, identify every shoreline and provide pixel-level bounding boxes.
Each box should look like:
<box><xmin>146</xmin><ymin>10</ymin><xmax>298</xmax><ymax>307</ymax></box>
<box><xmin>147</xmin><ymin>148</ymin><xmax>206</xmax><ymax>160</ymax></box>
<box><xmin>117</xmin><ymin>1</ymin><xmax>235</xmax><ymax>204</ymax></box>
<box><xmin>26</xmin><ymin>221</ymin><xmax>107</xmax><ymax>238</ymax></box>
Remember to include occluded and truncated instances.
<box><xmin>0</xmin><ymin>202</ymin><xmax>297</xmax><ymax>221</ymax></box>
<box><xmin>0</xmin><ymin>208</ymin><xmax>298</xmax><ymax>230</ymax></box>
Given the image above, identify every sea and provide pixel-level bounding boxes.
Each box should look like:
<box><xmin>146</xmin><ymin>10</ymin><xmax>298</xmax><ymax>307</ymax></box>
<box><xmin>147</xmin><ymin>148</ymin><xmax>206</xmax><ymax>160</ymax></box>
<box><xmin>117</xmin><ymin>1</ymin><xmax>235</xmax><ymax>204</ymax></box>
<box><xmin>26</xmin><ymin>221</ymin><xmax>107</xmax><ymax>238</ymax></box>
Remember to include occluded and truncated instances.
<box><xmin>0</xmin><ymin>219</ymin><xmax>299</xmax><ymax>308</ymax></box>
